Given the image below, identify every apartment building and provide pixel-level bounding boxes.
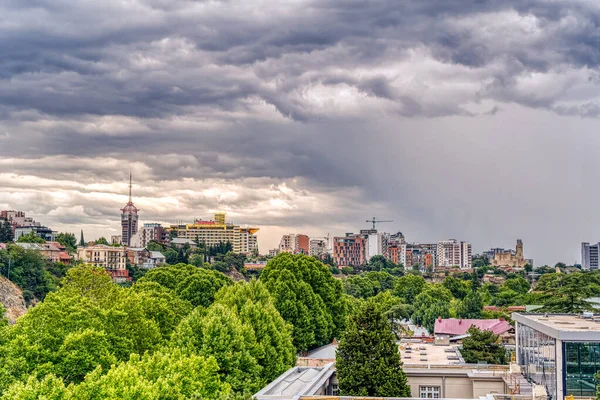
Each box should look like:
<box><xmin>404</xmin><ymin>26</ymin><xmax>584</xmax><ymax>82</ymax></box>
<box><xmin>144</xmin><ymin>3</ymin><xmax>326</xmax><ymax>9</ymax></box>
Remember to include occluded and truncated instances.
<box><xmin>168</xmin><ymin>213</ymin><xmax>258</xmax><ymax>254</ymax></box>
<box><xmin>333</xmin><ymin>234</ymin><xmax>365</xmax><ymax>266</ymax></box>
<box><xmin>131</xmin><ymin>223</ymin><xmax>168</xmax><ymax>248</ymax></box>
<box><xmin>279</xmin><ymin>234</ymin><xmax>309</xmax><ymax>254</ymax></box>
<box><xmin>77</xmin><ymin>244</ymin><xmax>130</xmax><ymax>282</ymax></box>
<box><xmin>436</xmin><ymin>239</ymin><xmax>472</xmax><ymax>269</ymax></box>
<box><xmin>309</xmin><ymin>238</ymin><xmax>328</xmax><ymax>258</ymax></box>
<box><xmin>582</xmin><ymin>242</ymin><xmax>600</xmax><ymax>270</ymax></box>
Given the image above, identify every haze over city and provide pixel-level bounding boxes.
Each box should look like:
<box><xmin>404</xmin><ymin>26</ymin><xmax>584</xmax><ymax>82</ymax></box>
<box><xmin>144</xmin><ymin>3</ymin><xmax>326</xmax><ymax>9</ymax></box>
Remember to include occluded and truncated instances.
<box><xmin>2</xmin><ymin>0</ymin><xmax>600</xmax><ymax>265</ymax></box>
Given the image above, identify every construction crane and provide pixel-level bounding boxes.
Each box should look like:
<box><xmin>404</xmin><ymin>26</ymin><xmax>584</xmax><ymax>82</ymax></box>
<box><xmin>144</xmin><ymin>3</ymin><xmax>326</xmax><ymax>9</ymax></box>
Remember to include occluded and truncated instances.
<box><xmin>366</xmin><ymin>217</ymin><xmax>393</xmax><ymax>230</ymax></box>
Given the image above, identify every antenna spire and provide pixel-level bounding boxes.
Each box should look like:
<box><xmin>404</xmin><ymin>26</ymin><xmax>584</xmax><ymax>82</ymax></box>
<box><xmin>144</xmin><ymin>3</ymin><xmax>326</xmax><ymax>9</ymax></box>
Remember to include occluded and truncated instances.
<box><xmin>128</xmin><ymin>170</ymin><xmax>132</xmax><ymax>203</ymax></box>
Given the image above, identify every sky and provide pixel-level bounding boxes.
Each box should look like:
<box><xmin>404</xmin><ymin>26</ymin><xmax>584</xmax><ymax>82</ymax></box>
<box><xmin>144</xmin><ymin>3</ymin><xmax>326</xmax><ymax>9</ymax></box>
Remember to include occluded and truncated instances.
<box><xmin>1</xmin><ymin>0</ymin><xmax>600</xmax><ymax>265</ymax></box>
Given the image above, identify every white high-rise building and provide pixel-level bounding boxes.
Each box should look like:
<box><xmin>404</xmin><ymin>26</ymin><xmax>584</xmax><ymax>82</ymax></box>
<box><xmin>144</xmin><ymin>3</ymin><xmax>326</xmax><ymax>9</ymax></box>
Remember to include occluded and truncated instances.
<box><xmin>582</xmin><ymin>242</ymin><xmax>600</xmax><ymax>270</ymax></box>
<box><xmin>366</xmin><ymin>233</ymin><xmax>383</xmax><ymax>261</ymax></box>
<box><xmin>436</xmin><ymin>239</ymin><xmax>472</xmax><ymax>269</ymax></box>
<box><xmin>309</xmin><ymin>238</ymin><xmax>328</xmax><ymax>258</ymax></box>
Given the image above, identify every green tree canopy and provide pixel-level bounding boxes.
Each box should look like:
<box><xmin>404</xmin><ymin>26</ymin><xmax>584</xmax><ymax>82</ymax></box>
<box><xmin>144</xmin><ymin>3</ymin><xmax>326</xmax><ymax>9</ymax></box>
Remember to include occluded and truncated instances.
<box><xmin>0</xmin><ymin>220</ymin><xmax>13</xmax><ymax>243</ymax></box>
<box><xmin>95</xmin><ymin>237</ymin><xmax>110</xmax><ymax>246</ymax></box>
<box><xmin>336</xmin><ymin>302</ymin><xmax>411</xmax><ymax>397</ymax></box>
<box><xmin>461</xmin><ymin>326</ymin><xmax>506</xmax><ymax>364</ymax></box>
<box><xmin>260</xmin><ymin>253</ymin><xmax>347</xmax><ymax>351</ymax></box>
<box><xmin>393</xmin><ymin>274</ymin><xmax>426</xmax><ymax>303</ymax></box>
<box><xmin>456</xmin><ymin>290</ymin><xmax>483</xmax><ymax>319</ymax></box>
<box><xmin>536</xmin><ymin>272</ymin><xmax>600</xmax><ymax>313</ymax></box>
<box><xmin>16</xmin><ymin>232</ymin><xmax>45</xmax><ymax>244</ymax></box>
<box><xmin>55</xmin><ymin>233</ymin><xmax>77</xmax><ymax>252</ymax></box>
<box><xmin>412</xmin><ymin>284</ymin><xmax>453</xmax><ymax>332</ymax></box>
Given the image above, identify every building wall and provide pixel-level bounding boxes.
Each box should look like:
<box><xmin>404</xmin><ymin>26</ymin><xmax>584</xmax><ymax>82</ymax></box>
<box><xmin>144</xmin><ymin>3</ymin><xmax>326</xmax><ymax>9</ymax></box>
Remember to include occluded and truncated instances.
<box><xmin>582</xmin><ymin>242</ymin><xmax>600</xmax><ymax>270</ymax></box>
<box><xmin>405</xmin><ymin>371</ymin><xmax>506</xmax><ymax>399</ymax></box>
<box><xmin>333</xmin><ymin>236</ymin><xmax>365</xmax><ymax>266</ymax></box>
<box><xmin>492</xmin><ymin>240</ymin><xmax>527</xmax><ymax>268</ymax></box>
<box><xmin>77</xmin><ymin>245</ymin><xmax>128</xmax><ymax>271</ymax></box>
<box><xmin>437</xmin><ymin>240</ymin><xmax>472</xmax><ymax>269</ymax></box>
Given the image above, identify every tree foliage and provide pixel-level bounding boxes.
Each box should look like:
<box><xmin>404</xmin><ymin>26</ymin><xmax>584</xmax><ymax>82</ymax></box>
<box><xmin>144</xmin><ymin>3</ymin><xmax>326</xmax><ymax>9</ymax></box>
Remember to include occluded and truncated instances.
<box><xmin>260</xmin><ymin>253</ymin><xmax>347</xmax><ymax>351</ymax></box>
<box><xmin>336</xmin><ymin>302</ymin><xmax>411</xmax><ymax>397</ymax></box>
<box><xmin>536</xmin><ymin>272</ymin><xmax>600</xmax><ymax>313</ymax></box>
<box><xmin>0</xmin><ymin>220</ymin><xmax>13</xmax><ymax>243</ymax></box>
<box><xmin>412</xmin><ymin>284</ymin><xmax>452</xmax><ymax>332</ymax></box>
<box><xmin>461</xmin><ymin>326</ymin><xmax>506</xmax><ymax>364</ymax></box>
<box><xmin>393</xmin><ymin>274</ymin><xmax>426</xmax><ymax>303</ymax></box>
<box><xmin>55</xmin><ymin>233</ymin><xmax>77</xmax><ymax>253</ymax></box>
<box><xmin>16</xmin><ymin>232</ymin><xmax>45</xmax><ymax>244</ymax></box>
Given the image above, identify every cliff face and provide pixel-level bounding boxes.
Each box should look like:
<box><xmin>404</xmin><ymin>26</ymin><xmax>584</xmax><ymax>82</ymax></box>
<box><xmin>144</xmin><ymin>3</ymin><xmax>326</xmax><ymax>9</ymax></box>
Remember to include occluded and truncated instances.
<box><xmin>0</xmin><ymin>276</ymin><xmax>27</xmax><ymax>324</ymax></box>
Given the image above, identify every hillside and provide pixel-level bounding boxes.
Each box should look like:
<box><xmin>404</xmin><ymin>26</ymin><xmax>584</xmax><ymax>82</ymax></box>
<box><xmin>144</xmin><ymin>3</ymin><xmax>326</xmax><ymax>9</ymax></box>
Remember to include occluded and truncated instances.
<box><xmin>0</xmin><ymin>275</ymin><xmax>27</xmax><ymax>324</ymax></box>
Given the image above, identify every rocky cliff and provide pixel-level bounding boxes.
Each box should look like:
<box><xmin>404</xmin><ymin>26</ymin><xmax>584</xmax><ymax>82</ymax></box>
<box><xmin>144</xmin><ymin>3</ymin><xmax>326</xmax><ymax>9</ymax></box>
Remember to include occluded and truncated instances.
<box><xmin>0</xmin><ymin>276</ymin><xmax>27</xmax><ymax>324</ymax></box>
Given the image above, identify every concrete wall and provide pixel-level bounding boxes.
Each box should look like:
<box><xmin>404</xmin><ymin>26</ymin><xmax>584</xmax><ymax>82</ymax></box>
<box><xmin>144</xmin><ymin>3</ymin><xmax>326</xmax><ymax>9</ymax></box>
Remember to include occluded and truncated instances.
<box><xmin>406</xmin><ymin>371</ymin><xmax>505</xmax><ymax>399</ymax></box>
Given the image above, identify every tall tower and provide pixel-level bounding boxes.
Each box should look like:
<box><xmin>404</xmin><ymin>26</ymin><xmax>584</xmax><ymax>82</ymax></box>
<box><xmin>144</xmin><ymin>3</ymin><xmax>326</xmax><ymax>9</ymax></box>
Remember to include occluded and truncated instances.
<box><xmin>516</xmin><ymin>239</ymin><xmax>523</xmax><ymax>258</ymax></box>
<box><xmin>120</xmin><ymin>171</ymin><xmax>139</xmax><ymax>247</ymax></box>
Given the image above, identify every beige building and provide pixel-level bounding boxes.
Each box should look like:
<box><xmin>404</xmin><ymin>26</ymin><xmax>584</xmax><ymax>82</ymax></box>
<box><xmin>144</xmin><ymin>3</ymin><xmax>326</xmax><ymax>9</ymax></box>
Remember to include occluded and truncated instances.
<box><xmin>77</xmin><ymin>244</ymin><xmax>129</xmax><ymax>282</ymax></box>
<box><xmin>492</xmin><ymin>240</ymin><xmax>527</xmax><ymax>268</ymax></box>
<box><xmin>168</xmin><ymin>213</ymin><xmax>258</xmax><ymax>254</ymax></box>
<box><xmin>437</xmin><ymin>240</ymin><xmax>472</xmax><ymax>269</ymax></box>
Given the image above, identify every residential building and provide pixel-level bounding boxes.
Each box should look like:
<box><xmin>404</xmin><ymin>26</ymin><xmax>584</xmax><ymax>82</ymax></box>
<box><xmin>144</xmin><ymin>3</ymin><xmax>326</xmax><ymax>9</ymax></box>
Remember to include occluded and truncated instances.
<box><xmin>491</xmin><ymin>240</ymin><xmax>528</xmax><ymax>268</ymax></box>
<box><xmin>366</xmin><ymin>232</ymin><xmax>383</xmax><ymax>261</ymax></box>
<box><xmin>77</xmin><ymin>244</ymin><xmax>130</xmax><ymax>282</ymax></box>
<box><xmin>168</xmin><ymin>213</ymin><xmax>258</xmax><ymax>254</ymax></box>
<box><xmin>582</xmin><ymin>242</ymin><xmax>600</xmax><ymax>270</ymax></box>
<box><xmin>0</xmin><ymin>210</ymin><xmax>41</xmax><ymax>236</ymax></box>
<box><xmin>268</xmin><ymin>248</ymin><xmax>280</xmax><ymax>257</ymax></box>
<box><xmin>170</xmin><ymin>238</ymin><xmax>198</xmax><ymax>249</ymax></box>
<box><xmin>120</xmin><ymin>174</ymin><xmax>139</xmax><ymax>247</ymax></box>
<box><xmin>14</xmin><ymin>225</ymin><xmax>57</xmax><ymax>242</ymax></box>
<box><xmin>279</xmin><ymin>234</ymin><xmax>309</xmax><ymax>254</ymax></box>
<box><xmin>111</xmin><ymin>235</ymin><xmax>122</xmax><ymax>245</ymax></box>
<box><xmin>437</xmin><ymin>240</ymin><xmax>472</xmax><ymax>269</ymax></box>
<box><xmin>387</xmin><ymin>244</ymin><xmax>400</xmax><ymax>264</ymax></box>
<box><xmin>309</xmin><ymin>238</ymin><xmax>327</xmax><ymax>258</ymax></box>
<box><xmin>332</xmin><ymin>234</ymin><xmax>365</xmax><ymax>266</ymax></box>
<box><xmin>15</xmin><ymin>242</ymin><xmax>62</xmax><ymax>263</ymax></box>
<box><xmin>400</xmin><ymin>243</ymin><xmax>436</xmax><ymax>270</ymax></box>
<box><xmin>131</xmin><ymin>223</ymin><xmax>165</xmax><ymax>248</ymax></box>
<box><xmin>513</xmin><ymin>312</ymin><xmax>600</xmax><ymax>400</ymax></box>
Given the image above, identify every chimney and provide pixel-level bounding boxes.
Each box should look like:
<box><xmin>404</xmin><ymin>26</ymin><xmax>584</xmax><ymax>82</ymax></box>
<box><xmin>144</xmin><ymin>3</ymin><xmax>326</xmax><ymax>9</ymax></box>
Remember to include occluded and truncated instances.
<box><xmin>458</xmin><ymin>319</ymin><xmax>462</xmax><ymax>325</ymax></box>
<box><xmin>437</xmin><ymin>316</ymin><xmax>442</xmax><ymax>321</ymax></box>
<box><xmin>332</xmin><ymin>338</ymin><xmax>338</xmax><ymax>346</ymax></box>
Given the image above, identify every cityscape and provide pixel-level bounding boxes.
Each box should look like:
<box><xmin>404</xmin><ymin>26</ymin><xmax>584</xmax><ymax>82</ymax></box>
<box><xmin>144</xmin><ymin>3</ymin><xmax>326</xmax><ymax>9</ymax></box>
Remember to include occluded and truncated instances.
<box><xmin>3</xmin><ymin>1</ymin><xmax>600</xmax><ymax>400</ymax></box>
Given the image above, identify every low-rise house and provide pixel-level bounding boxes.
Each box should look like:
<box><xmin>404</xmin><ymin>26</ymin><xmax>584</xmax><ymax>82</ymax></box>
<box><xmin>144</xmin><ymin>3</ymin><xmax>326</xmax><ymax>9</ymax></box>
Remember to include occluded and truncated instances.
<box><xmin>15</xmin><ymin>242</ymin><xmax>63</xmax><ymax>263</ymax></box>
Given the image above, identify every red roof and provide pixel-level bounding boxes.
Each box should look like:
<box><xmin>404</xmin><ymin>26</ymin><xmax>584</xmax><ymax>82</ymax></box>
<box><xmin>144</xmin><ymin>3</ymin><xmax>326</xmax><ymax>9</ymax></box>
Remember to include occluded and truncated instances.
<box><xmin>434</xmin><ymin>318</ymin><xmax>512</xmax><ymax>336</ymax></box>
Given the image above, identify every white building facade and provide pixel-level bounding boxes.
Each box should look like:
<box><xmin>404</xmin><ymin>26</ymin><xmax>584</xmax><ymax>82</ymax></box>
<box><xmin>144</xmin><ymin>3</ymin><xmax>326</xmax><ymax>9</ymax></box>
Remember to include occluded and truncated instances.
<box><xmin>436</xmin><ymin>239</ymin><xmax>472</xmax><ymax>269</ymax></box>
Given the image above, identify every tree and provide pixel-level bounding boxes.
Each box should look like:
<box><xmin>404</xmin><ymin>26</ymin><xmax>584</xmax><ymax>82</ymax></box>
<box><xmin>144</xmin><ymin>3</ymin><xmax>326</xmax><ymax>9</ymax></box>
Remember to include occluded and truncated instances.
<box><xmin>173</xmin><ymin>304</ymin><xmax>262</xmax><ymax>396</ymax></box>
<box><xmin>0</xmin><ymin>245</ymin><xmax>56</xmax><ymax>302</ymax></box>
<box><xmin>214</xmin><ymin>280</ymin><xmax>296</xmax><ymax>382</ymax></box>
<box><xmin>79</xmin><ymin>230</ymin><xmax>85</xmax><ymax>246</ymax></box>
<box><xmin>260</xmin><ymin>253</ymin><xmax>347</xmax><ymax>351</ymax></box>
<box><xmin>336</xmin><ymin>302</ymin><xmax>411</xmax><ymax>397</ymax></box>
<box><xmin>0</xmin><ymin>220</ymin><xmax>13</xmax><ymax>243</ymax></box>
<box><xmin>442</xmin><ymin>276</ymin><xmax>471</xmax><ymax>300</ymax></box>
<box><xmin>55</xmin><ymin>232</ymin><xmax>77</xmax><ymax>252</ymax></box>
<box><xmin>95</xmin><ymin>237</ymin><xmax>110</xmax><ymax>245</ymax></box>
<box><xmin>163</xmin><ymin>248</ymin><xmax>178</xmax><ymax>265</ymax></box>
<box><xmin>456</xmin><ymin>291</ymin><xmax>483</xmax><ymax>319</ymax></box>
<box><xmin>472</xmin><ymin>255</ymin><xmax>490</xmax><ymax>269</ymax></box>
<box><xmin>146</xmin><ymin>241</ymin><xmax>164</xmax><ymax>252</ymax></box>
<box><xmin>16</xmin><ymin>232</ymin><xmax>45</xmax><ymax>244</ymax></box>
<box><xmin>461</xmin><ymin>326</ymin><xmax>506</xmax><ymax>364</ymax></box>
<box><xmin>537</xmin><ymin>272</ymin><xmax>600</xmax><ymax>313</ymax></box>
<box><xmin>393</xmin><ymin>274</ymin><xmax>426</xmax><ymax>303</ymax></box>
<box><xmin>412</xmin><ymin>284</ymin><xmax>452</xmax><ymax>332</ymax></box>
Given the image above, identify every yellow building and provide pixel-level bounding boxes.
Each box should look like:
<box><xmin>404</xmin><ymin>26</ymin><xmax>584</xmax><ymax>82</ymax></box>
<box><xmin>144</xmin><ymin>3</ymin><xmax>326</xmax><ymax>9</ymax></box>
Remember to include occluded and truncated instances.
<box><xmin>76</xmin><ymin>244</ymin><xmax>129</xmax><ymax>282</ymax></box>
<box><xmin>168</xmin><ymin>213</ymin><xmax>258</xmax><ymax>254</ymax></box>
<box><xmin>492</xmin><ymin>239</ymin><xmax>527</xmax><ymax>268</ymax></box>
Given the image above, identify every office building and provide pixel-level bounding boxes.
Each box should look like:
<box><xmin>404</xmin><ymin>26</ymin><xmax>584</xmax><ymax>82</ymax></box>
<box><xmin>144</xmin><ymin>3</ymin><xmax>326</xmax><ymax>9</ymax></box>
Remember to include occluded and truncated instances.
<box><xmin>332</xmin><ymin>234</ymin><xmax>365</xmax><ymax>266</ymax></box>
<box><xmin>514</xmin><ymin>313</ymin><xmax>600</xmax><ymax>400</ymax></box>
<box><xmin>120</xmin><ymin>173</ymin><xmax>139</xmax><ymax>247</ymax></box>
<box><xmin>437</xmin><ymin>240</ymin><xmax>472</xmax><ymax>269</ymax></box>
<box><xmin>168</xmin><ymin>213</ymin><xmax>258</xmax><ymax>254</ymax></box>
<box><xmin>582</xmin><ymin>242</ymin><xmax>600</xmax><ymax>270</ymax></box>
<box><xmin>77</xmin><ymin>244</ymin><xmax>130</xmax><ymax>282</ymax></box>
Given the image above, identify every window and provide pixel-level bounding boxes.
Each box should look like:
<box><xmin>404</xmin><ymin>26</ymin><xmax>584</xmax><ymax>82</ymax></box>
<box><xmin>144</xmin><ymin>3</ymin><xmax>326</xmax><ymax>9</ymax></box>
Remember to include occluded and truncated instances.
<box><xmin>420</xmin><ymin>386</ymin><xmax>440</xmax><ymax>398</ymax></box>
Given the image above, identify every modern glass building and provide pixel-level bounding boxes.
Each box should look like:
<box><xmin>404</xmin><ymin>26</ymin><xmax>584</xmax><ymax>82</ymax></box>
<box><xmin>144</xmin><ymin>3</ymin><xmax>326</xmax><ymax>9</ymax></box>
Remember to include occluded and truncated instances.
<box><xmin>514</xmin><ymin>313</ymin><xmax>600</xmax><ymax>400</ymax></box>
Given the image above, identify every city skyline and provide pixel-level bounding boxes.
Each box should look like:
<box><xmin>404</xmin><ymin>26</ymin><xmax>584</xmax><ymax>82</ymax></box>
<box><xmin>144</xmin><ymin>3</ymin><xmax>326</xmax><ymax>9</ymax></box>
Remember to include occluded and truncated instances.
<box><xmin>2</xmin><ymin>1</ymin><xmax>600</xmax><ymax>266</ymax></box>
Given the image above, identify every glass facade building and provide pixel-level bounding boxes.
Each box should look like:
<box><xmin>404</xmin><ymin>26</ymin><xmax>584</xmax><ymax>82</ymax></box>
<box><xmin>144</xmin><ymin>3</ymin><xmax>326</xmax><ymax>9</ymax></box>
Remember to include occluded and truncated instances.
<box><xmin>514</xmin><ymin>313</ymin><xmax>600</xmax><ymax>400</ymax></box>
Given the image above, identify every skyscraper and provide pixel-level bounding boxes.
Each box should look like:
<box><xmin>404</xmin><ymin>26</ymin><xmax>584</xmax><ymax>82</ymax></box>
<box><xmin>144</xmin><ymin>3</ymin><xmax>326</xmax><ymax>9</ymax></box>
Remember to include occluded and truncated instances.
<box><xmin>120</xmin><ymin>172</ymin><xmax>139</xmax><ymax>247</ymax></box>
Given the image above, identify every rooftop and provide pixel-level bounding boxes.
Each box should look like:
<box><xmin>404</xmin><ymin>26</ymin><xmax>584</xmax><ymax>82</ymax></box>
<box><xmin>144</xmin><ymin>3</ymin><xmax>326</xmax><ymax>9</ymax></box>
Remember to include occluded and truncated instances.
<box><xmin>254</xmin><ymin>363</ymin><xmax>335</xmax><ymax>399</ymax></box>
<box><xmin>434</xmin><ymin>318</ymin><xmax>512</xmax><ymax>336</ymax></box>
<box><xmin>399</xmin><ymin>341</ymin><xmax>463</xmax><ymax>366</ymax></box>
<box><xmin>513</xmin><ymin>313</ymin><xmax>600</xmax><ymax>341</ymax></box>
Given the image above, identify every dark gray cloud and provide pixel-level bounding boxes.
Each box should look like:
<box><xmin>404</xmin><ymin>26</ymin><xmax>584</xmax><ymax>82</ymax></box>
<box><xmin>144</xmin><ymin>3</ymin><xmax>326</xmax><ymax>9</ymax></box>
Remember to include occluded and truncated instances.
<box><xmin>1</xmin><ymin>0</ymin><xmax>600</xmax><ymax>264</ymax></box>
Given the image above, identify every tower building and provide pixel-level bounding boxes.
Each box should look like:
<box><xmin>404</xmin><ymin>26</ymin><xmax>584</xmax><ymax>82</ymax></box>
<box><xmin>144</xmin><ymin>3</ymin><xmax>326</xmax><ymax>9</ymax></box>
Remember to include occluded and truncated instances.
<box><xmin>120</xmin><ymin>172</ymin><xmax>139</xmax><ymax>247</ymax></box>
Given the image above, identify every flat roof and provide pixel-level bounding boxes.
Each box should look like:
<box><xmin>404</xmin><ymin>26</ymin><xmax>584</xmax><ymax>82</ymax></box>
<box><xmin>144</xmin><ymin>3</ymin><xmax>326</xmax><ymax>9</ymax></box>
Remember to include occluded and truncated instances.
<box><xmin>399</xmin><ymin>341</ymin><xmax>463</xmax><ymax>366</ymax></box>
<box><xmin>254</xmin><ymin>363</ymin><xmax>335</xmax><ymax>399</ymax></box>
<box><xmin>513</xmin><ymin>313</ymin><xmax>600</xmax><ymax>341</ymax></box>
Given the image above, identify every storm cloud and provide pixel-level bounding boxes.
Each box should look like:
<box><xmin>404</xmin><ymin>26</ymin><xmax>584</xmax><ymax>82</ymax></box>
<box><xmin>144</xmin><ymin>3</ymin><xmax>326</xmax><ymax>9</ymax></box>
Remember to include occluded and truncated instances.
<box><xmin>1</xmin><ymin>0</ymin><xmax>600</xmax><ymax>264</ymax></box>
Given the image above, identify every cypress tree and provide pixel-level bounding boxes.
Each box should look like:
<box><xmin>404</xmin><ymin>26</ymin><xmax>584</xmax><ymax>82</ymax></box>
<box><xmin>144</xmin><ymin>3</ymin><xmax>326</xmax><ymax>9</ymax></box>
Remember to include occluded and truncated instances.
<box><xmin>336</xmin><ymin>302</ymin><xmax>411</xmax><ymax>397</ymax></box>
<box><xmin>79</xmin><ymin>230</ymin><xmax>85</xmax><ymax>246</ymax></box>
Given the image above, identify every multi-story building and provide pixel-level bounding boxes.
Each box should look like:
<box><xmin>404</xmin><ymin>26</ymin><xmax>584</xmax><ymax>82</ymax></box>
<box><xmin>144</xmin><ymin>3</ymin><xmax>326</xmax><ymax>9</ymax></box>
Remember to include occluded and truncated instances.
<box><xmin>14</xmin><ymin>225</ymin><xmax>57</xmax><ymax>242</ymax></box>
<box><xmin>168</xmin><ymin>213</ymin><xmax>258</xmax><ymax>254</ymax></box>
<box><xmin>514</xmin><ymin>313</ymin><xmax>600</xmax><ymax>400</ymax></box>
<box><xmin>309</xmin><ymin>238</ymin><xmax>328</xmax><ymax>258</ymax></box>
<box><xmin>111</xmin><ymin>235</ymin><xmax>122</xmax><ymax>245</ymax></box>
<box><xmin>15</xmin><ymin>242</ymin><xmax>71</xmax><ymax>264</ymax></box>
<box><xmin>268</xmin><ymin>249</ymin><xmax>280</xmax><ymax>257</ymax></box>
<box><xmin>436</xmin><ymin>239</ymin><xmax>472</xmax><ymax>269</ymax></box>
<box><xmin>582</xmin><ymin>242</ymin><xmax>600</xmax><ymax>270</ymax></box>
<box><xmin>131</xmin><ymin>223</ymin><xmax>165</xmax><ymax>248</ymax></box>
<box><xmin>399</xmin><ymin>243</ymin><xmax>436</xmax><ymax>270</ymax></box>
<box><xmin>279</xmin><ymin>234</ymin><xmax>309</xmax><ymax>254</ymax></box>
<box><xmin>120</xmin><ymin>174</ymin><xmax>139</xmax><ymax>247</ymax></box>
<box><xmin>333</xmin><ymin>234</ymin><xmax>365</xmax><ymax>267</ymax></box>
<box><xmin>77</xmin><ymin>244</ymin><xmax>130</xmax><ymax>282</ymax></box>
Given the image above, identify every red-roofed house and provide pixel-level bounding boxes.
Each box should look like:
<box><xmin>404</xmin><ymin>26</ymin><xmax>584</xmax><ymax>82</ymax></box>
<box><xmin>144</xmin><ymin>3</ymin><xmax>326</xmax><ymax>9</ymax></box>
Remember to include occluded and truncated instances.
<box><xmin>434</xmin><ymin>318</ymin><xmax>513</xmax><ymax>340</ymax></box>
